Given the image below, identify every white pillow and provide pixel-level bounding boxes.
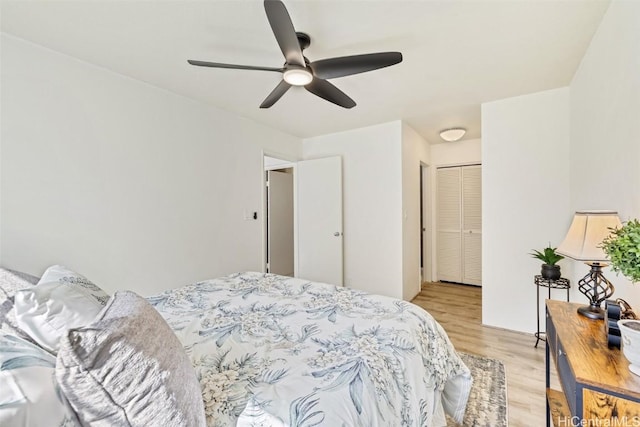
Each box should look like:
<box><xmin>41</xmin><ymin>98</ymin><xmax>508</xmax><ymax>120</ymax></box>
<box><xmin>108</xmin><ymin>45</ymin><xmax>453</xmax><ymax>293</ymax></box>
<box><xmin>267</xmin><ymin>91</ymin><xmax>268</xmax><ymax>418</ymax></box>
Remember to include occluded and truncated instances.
<box><xmin>0</xmin><ymin>268</ymin><xmax>38</xmax><ymax>337</ymax></box>
<box><xmin>14</xmin><ymin>265</ymin><xmax>109</xmax><ymax>353</ymax></box>
<box><xmin>0</xmin><ymin>333</ymin><xmax>78</xmax><ymax>426</ymax></box>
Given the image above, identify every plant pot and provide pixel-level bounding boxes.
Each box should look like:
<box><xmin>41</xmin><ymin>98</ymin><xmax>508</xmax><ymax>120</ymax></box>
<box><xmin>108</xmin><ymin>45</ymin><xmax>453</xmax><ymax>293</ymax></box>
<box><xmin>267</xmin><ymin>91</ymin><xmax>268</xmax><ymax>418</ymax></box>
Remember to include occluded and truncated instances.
<box><xmin>541</xmin><ymin>264</ymin><xmax>561</xmax><ymax>280</ymax></box>
<box><xmin>618</xmin><ymin>319</ymin><xmax>640</xmax><ymax>376</ymax></box>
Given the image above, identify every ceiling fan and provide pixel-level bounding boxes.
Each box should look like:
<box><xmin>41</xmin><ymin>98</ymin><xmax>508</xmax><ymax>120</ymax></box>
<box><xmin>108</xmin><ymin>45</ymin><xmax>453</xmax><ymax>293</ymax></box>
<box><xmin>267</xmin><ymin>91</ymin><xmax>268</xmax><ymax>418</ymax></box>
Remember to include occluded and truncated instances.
<box><xmin>188</xmin><ymin>0</ymin><xmax>402</xmax><ymax>109</ymax></box>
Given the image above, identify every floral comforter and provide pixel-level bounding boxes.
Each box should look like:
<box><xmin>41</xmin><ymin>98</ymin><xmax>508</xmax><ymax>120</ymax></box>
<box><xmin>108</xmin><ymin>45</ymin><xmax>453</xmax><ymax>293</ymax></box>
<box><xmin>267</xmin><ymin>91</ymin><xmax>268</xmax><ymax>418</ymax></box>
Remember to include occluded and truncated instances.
<box><xmin>149</xmin><ymin>272</ymin><xmax>472</xmax><ymax>427</ymax></box>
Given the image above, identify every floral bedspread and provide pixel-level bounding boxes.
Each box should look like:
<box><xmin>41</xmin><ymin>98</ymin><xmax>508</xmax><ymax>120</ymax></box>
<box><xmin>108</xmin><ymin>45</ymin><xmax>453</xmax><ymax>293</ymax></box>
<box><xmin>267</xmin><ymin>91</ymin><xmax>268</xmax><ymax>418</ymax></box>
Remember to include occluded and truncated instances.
<box><xmin>148</xmin><ymin>272</ymin><xmax>472</xmax><ymax>427</ymax></box>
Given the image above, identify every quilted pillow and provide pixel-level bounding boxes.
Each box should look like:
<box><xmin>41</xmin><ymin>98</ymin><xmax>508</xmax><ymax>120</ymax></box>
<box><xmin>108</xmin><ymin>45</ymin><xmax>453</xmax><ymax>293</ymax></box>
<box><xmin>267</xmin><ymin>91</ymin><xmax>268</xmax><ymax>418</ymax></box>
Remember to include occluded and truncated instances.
<box><xmin>56</xmin><ymin>290</ymin><xmax>206</xmax><ymax>427</ymax></box>
<box><xmin>15</xmin><ymin>265</ymin><xmax>109</xmax><ymax>353</ymax></box>
<box><xmin>0</xmin><ymin>333</ymin><xmax>78</xmax><ymax>426</ymax></box>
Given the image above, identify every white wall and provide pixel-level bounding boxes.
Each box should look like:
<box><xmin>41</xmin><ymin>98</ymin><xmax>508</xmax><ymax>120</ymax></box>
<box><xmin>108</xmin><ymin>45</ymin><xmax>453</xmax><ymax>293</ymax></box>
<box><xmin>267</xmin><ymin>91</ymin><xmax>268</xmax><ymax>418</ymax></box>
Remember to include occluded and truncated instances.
<box><xmin>429</xmin><ymin>138</ymin><xmax>482</xmax><ymax>282</ymax></box>
<box><xmin>482</xmin><ymin>88</ymin><xmax>571</xmax><ymax>333</ymax></box>
<box><xmin>0</xmin><ymin>35</ymin><xmax>301</xmax><ymax>295</ymax></box>
<box><xmin>303</xmin><ymin>121</ymin><xmax>404</xmax><ymax>299</ymax></box>
<box><xmin>568</xmin><ymin>0</ymin><xmax>640</xmax><ymax>308</ymax></box>
<box><xmin>401</xmin><ymin>123</ymin><xmax>430</xmax><ymax>300</ymax></box>
<box><xmin>430</xmin><ymin>139</ymin><xmax>482</xmax><ymax>167</ymax></box>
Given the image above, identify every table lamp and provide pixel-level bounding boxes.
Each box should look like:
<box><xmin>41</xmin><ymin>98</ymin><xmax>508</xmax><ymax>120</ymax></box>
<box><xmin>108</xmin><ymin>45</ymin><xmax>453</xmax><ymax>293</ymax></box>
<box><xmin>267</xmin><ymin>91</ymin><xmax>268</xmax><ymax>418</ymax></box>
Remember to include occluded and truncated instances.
<box><xmin>556</xmin><ymin>211</ymin><xmax>622</xmax><ymax>319</ymax></box>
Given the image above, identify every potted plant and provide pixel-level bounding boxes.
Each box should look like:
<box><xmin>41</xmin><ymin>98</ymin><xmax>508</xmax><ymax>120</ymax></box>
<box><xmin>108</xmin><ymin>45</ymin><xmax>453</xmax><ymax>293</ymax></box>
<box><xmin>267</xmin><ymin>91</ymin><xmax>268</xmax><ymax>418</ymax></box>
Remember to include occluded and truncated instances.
<box><xmin>602</xmin><ymin>219</ymin><xmax>640</xmax><ymax>375</ymax></box>
<box><xmin>602</xmin><ymin>219</ymin><xmax>640</xmax><ymax>283</ymax></box>
<box><xmin>530</xmin><ymin>245</ymin><xmax>564</xmax><ymax>280</ymax></box>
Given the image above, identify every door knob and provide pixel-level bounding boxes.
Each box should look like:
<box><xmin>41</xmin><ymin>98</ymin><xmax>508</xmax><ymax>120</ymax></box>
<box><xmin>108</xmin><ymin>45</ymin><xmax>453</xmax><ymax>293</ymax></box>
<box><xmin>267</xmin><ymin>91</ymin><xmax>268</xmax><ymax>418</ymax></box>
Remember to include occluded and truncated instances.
<box><xmin>334</xmin><ymin>232</ymin><xmax>341</xmax><ymax>237</ymax></box>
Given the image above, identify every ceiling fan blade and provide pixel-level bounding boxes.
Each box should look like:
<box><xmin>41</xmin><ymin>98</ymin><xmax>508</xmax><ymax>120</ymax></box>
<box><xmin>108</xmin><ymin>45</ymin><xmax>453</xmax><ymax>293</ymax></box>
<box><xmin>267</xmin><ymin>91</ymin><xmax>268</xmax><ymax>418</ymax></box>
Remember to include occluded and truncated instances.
<box><xmin>188</xmin><ymin>60</ymin><xmax>283</xmax><ymax>73</ymax></box>
<box><xmin>264</xmin><ymin>0</ymin><xmax>305</xmax><ymax>67</ymax></box>
<box><xmin>310</xmin><ymin>52</ymin><xmax>403</xmax><ymax>79</ymax></box>
<box><xmin>260</xmin><ymin>80</ymin><xmax>292</xmax><ymax>108</ymax></box>
<box><xmin>305</xmin><ymin>79</ymin><xmax>356</xmax><ymax>109</ymax></box>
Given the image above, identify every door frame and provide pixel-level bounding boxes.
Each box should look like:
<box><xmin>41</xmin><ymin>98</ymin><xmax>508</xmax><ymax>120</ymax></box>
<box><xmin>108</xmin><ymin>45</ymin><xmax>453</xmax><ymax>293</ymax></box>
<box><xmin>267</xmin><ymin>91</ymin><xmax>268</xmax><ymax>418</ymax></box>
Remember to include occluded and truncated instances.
<box><xmin>262</xmin><ymin>151</ymin><xmax>298</xmax><ymax>274</ymax></box>
<box><xmin>420</xmin><ymin>162</ymin><xmax>432</xmax><ymax>283</ymax></box>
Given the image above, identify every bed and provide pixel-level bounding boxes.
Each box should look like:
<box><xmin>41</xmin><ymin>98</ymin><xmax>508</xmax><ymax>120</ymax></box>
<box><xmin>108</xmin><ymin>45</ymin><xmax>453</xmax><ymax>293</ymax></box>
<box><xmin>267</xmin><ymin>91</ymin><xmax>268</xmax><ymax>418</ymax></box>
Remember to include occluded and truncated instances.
<box><xmin>0</xmin><ymin>267</ymin><xmax>472</xmax><ymax>427</ymax></box>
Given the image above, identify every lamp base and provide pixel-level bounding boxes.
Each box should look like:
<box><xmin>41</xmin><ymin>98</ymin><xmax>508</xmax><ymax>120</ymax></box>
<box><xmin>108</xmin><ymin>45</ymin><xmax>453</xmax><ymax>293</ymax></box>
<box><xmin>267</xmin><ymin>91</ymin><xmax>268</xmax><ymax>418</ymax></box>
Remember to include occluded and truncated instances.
<box><xmin>575</xmin><ymin>262</ymin><xmax>614</xmax><ymax>321</ymax></box>
<box><xmin>578</xmin><ymin>305</ymin><xmax>605</xmax><ymax>320</ymax></box>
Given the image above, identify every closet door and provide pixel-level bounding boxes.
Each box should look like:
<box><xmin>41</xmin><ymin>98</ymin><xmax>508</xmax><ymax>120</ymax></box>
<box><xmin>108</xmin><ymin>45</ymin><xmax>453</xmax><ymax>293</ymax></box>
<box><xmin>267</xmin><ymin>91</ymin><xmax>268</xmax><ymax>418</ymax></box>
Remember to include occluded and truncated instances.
<box><xmin>462</xmin><ymin>166</ymin><xmax>482</xmax><ymax>285</ymax></box>
<box><xmin>436</xmin><ymin>168</ymin><xmax>462</xmax><ymax>283</ymax></box>
<box><xmin>436</xmin><ymin>165</ymin><xmax>482</xmax><ymax>286</ymax></box>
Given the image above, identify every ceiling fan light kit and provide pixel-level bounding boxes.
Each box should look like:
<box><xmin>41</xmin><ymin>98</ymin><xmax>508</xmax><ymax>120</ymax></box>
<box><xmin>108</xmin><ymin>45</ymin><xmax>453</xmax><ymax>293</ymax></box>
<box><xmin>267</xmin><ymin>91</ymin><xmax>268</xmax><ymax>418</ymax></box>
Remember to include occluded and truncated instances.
<box><xmin>440</xmin><ymin>128</ymin><xmax>467</xmax><ymax>142</ymax></box>
<box><xmin>283</xmin><ymin>67</ymin><xmax>313</xmax><ymax>86</ymax></box>
<box><xmin>187</xmin><ymin>0</ymin><xmax>402</xmax><ymax>109</ymax></box>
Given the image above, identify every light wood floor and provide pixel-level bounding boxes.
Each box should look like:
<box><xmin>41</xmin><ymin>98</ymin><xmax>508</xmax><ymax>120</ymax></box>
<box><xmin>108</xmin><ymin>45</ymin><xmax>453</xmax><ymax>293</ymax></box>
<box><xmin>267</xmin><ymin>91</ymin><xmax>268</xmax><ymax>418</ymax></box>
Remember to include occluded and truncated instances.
<box><xmin>412</xmin><ymin>281</ymin><xmax>549</xmax><ymax>427</ymax></box>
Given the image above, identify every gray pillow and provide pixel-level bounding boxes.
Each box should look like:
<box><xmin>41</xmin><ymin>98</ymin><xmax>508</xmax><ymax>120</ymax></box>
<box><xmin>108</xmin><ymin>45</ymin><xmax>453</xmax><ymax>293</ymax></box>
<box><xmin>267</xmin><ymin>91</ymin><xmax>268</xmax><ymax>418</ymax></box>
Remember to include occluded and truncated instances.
<box><xmin>56</xmin><ymin>290</ymin><xmax>206</xmax><ymax>427</ymax></box>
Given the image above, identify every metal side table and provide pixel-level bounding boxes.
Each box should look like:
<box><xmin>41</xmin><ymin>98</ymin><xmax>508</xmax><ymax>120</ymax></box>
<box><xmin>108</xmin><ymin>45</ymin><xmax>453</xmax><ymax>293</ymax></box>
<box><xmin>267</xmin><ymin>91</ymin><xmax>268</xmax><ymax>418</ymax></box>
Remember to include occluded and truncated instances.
<box><xmin>534</xmin><ymin>275</ymin><xmax>570</xmax><ymax>348</ymax></box>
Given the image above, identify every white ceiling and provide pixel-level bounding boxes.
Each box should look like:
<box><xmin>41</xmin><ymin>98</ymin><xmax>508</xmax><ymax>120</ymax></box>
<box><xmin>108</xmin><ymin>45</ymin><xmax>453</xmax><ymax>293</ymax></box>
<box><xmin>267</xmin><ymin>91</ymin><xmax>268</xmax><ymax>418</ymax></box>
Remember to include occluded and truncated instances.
<box><xmin>0</xmin><ymin>0</ymin><xmax>610</xmax><ymax>143</ymax></box>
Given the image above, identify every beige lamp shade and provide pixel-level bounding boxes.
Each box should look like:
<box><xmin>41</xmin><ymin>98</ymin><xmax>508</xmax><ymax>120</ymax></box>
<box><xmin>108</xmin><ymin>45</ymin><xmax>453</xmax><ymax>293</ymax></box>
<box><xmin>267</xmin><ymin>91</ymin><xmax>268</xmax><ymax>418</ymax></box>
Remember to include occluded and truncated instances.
<box><xmin>557</xmin><ymin>211</ymin><xmax>622</xmax><ymax>262</ymax></box>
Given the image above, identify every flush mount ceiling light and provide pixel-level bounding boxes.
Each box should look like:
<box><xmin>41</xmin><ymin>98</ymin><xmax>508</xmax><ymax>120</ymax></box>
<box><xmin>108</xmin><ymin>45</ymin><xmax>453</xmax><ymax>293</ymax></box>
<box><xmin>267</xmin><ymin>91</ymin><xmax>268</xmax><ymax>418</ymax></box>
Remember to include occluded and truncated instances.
<box><xmin>439</xmin><ymin>128</ymin><xmax>467</xmax><ymax>142</ymax></box>
<box><xmin>283</xmin><ymin>67</ymin><xmax>313</xmax><ymax>86</ymax></box>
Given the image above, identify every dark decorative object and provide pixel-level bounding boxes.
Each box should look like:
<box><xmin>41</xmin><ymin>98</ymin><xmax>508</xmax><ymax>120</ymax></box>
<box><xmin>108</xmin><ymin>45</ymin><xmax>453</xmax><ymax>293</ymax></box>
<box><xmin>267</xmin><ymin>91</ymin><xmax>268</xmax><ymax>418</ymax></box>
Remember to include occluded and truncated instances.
<box><xmin>541</xmin><ymin>264</ymin><xmax>561</xmax><ymax>280</ymax></box>
<box><xmin>576</xmin><ymin>263</ymin><xmax>615</xmax><ymax>319</ymax></box>
<box><xmin>530</xmin><ymin>246</ymin><xmax>564</xmax><ymax>280</ymax></box>
<box><xmin>605</xmin><ymin>299</ymin><xmax>637</xmax><ymax>348</ymax></box>
<box><xmin>557</xmin><ymin>211</ymin><xmax>622</xmax><ymax>320</ymax></box>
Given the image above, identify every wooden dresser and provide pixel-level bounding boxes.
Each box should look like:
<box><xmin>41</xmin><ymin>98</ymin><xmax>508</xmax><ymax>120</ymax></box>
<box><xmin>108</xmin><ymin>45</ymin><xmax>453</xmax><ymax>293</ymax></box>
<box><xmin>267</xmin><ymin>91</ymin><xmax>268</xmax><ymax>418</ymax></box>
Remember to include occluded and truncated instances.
<box><xmin>546</xmin><ymin>300</ymin><xmax>640</xmax><ymax>426</ymax></box>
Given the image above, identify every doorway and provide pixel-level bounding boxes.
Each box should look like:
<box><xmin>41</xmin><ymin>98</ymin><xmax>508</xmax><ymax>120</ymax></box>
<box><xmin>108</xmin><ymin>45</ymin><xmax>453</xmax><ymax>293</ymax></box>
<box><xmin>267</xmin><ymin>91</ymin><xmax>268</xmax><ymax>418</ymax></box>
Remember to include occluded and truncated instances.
<box><xmin>264</xmin><ymin>155</ymin><xmax>295</xmax><ymax>277</ymax></box>
<box><xmin>263</xmin><ymin>154</ymin><xmax>344</xmax><ymax>284</ymax></box>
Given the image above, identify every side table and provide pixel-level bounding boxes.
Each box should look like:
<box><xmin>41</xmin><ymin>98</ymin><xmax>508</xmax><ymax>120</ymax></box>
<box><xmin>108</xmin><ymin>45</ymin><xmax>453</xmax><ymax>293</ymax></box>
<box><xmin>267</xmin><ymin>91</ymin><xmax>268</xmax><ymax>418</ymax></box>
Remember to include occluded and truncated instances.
<box><xmin>545</xmin><ymin>300</ymin><xmax>640</xmax><ymax>427</ymax></box>
<box><xmin>534</xmin><ymin>275</ymin><xmax>570</xmax><ymax>348</ymax></box>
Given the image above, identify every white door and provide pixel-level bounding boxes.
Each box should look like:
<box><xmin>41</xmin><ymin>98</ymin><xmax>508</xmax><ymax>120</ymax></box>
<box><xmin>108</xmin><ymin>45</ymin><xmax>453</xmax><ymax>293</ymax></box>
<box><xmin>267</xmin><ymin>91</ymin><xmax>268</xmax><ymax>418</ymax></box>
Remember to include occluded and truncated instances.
<box><xmin>436</xmin><ymin>168</ymin><xmax>462</xmax><ymax>283</ymax></box>
<box><xmin>297</xmin><ymin>157</ymin><xmax>343</xmax><ymax>285</ymax></box>
<box><xmin>267</xmin><ymin>170</ymin><xmax>294</xmax><ymax>276</ymax></box>
<box><xmin>462</xmin><ymin>166</ymin><xmax>482</xmax><ymax>285</ymax></box>
<box><xmin>436</xmin><ymin>165</ymin><xmax>482</xmax><ymax>286</ymax></box>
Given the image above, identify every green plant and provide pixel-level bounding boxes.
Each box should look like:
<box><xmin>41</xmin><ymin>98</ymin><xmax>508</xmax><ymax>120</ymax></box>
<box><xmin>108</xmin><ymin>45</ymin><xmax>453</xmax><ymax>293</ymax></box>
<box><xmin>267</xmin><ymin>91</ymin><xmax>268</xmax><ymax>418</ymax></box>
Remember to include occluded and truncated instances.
<box><xmin>602</xmin><ymin>219</ymin><xmax>640</xmax><ymax>283</ymax></box>
<box><xmin>530</xmin><ymin>245</ymin><xmax>564</xmax><ymax>265</ymax></box>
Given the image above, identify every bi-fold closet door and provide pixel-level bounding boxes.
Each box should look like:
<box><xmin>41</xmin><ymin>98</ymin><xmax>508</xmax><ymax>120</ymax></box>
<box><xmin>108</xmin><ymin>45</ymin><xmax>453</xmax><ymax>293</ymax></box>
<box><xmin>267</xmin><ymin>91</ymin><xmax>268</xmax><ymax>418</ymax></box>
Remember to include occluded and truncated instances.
<box><xmin>436</xmin><ymin>165</ymin><xmax>482</xmax><ymax>286</ymax></box>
